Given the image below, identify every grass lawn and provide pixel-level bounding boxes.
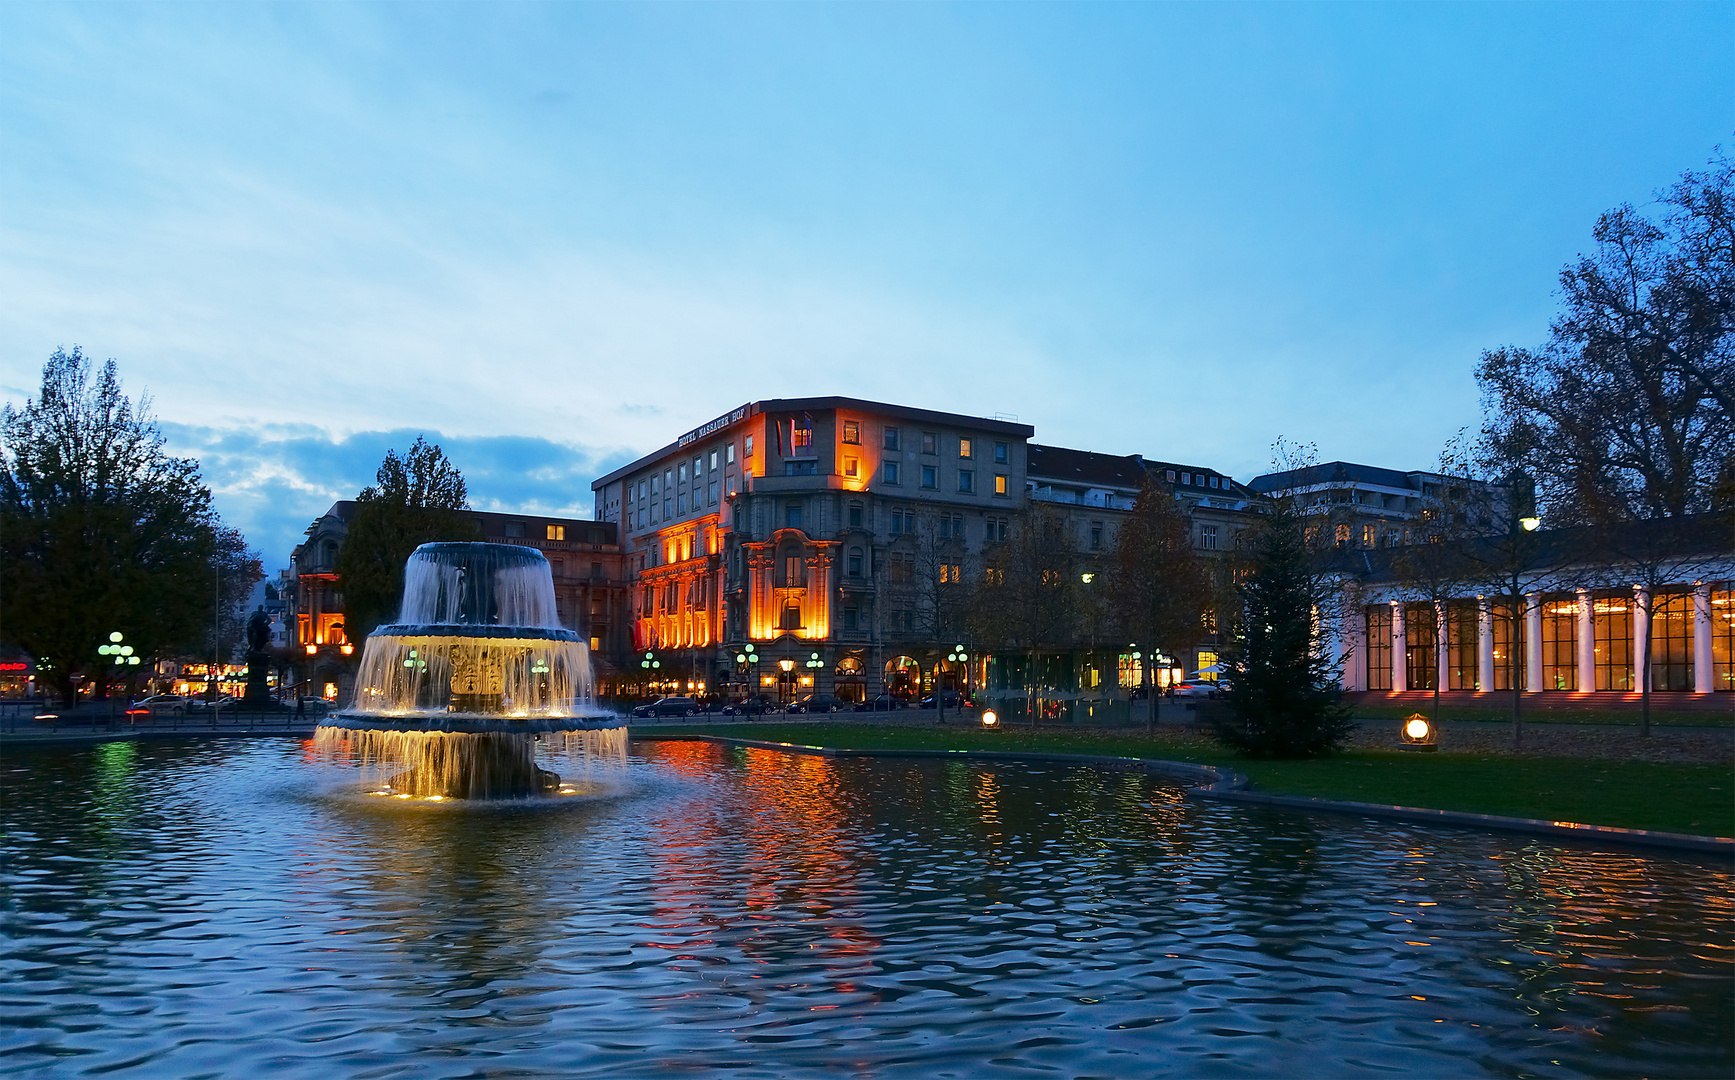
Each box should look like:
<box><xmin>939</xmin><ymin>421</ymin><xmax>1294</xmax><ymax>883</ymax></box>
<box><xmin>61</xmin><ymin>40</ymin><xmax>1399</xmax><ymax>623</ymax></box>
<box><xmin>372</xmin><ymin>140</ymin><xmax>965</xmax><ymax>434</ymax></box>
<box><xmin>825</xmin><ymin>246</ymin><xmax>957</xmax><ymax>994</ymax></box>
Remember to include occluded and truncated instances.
<box><xmin>644</xmin><ymin>722</ymin><xmax>1735</xmax><ymax>838</ymax></box>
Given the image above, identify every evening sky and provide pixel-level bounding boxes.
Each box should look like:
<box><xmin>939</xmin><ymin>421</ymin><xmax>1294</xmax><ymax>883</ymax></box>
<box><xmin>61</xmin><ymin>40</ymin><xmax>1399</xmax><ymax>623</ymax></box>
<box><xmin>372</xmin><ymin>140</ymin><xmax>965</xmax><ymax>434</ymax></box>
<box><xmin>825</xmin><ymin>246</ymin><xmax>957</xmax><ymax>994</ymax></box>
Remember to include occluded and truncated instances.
<box><xmin>2</xmin><ymin>2</ymin><xmax>1730</xmax><ymax>565</ymax></box>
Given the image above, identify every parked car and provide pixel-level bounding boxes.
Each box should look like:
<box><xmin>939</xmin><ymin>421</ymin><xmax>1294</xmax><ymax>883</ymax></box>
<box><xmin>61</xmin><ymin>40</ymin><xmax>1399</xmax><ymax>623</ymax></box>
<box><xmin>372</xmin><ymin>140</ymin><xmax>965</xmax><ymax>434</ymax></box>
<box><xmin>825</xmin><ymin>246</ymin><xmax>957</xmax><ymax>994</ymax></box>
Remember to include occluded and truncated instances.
<box><xmin>131</xmin><ymin>694</ymin><xmax>189</xmax><ymax>715</ymax></box>
<box><xmin>918</xmin><ymin>691</ymin><xmax>970</xmax><ymax>710</ymax></box>
<box><xmin>1171</xmin><ymin>680</ymin><xmax>1221</xmax><ymax>698</ymax></box>
<box><xmin>789</xmin><ymin>693</ymin><xmax>847</xmax><ymax>714</ymax></box>
<box><xmin>188</xmin><ymin>695</ymin><xmax>238</xmax><ymax>711</ymax></box>
<box><xmin>721</xmin><ymin>695</ymin><xmax>778</xmax><ymax>716</ymax></box>
<box><xmin>631</xmin><ymin>695</ymin><xmax>700</xmax><ymax>718</ymax></box>
<box><xmin>855</xmin><ymin>694</ymin><xmax>908</xmax><ymax>712</ymax></box>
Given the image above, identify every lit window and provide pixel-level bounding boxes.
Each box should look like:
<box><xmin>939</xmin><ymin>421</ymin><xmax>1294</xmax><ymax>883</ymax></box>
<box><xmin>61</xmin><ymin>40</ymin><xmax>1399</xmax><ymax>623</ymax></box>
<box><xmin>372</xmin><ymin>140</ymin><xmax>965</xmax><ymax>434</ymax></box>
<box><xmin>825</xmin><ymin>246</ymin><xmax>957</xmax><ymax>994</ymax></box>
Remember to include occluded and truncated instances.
<box><xmin>921</xmin><ymin>465</ymin><xmax>937</xmax><ymax>488</ymax></box>
<box><xmin>546</xmin><ymin>524</ymin><xmax>565</xmax><ymax>541</ymax></box>
<box><xmin>883</xmin><ymin>460</ymin><xmax>900</xmax><ymax>485</ymax></box>
<box><xmin>922</xmin><ymin>432</ymin><xmax>937</xmax><ymax>454</ymax></box>
<box><xmin>958</xmin><ymin>470</ymin><xmax>974</xmax><ymax>494</ymax></box>
<box><xmin>792</xmin><ymin>418</ymin><xmax>812</xmax><ymax>452</ymax></box>
<box><xmin>745</xmin><ymin>435</ymin><xmax>754</xmax><ymax>461</ymax></box>
<box><xmin>842</xmin><ymin>420</ymin><xmax>860</xmax><ymax>445</ymax></box>
<box><xmin>994</xmin><ymin>442</ymin><xmax>1008</xmax><ymax>464</ymax></box>
<box><xmin>844</xmin><ymin>456</ymin><xmax>859</xmax><ymax>478</ymax></box>
<box><xmin>1361</xmin><ymin>524</ymin><xmax>1376</xmax><ymax>548</ymax></box>
<box><xmin>994</xmin><ymin>474</ymin><xmax>1008</xmax><ymax>496</ymax></box>
<box><xmin>959</xmin><ymin>438</ymin><xmax>973</xmax><ymax>459</ymax></box>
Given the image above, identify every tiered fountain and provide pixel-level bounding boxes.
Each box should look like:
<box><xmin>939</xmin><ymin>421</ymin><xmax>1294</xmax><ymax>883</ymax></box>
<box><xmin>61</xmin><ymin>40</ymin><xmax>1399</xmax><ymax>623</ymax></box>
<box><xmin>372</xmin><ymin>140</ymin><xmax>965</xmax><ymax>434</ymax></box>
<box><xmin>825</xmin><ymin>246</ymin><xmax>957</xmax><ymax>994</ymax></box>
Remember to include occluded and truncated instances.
<box><xmin>315</xmin><ymin>542</ymin><xmax>626</xmax><ymax>799</ymax></box>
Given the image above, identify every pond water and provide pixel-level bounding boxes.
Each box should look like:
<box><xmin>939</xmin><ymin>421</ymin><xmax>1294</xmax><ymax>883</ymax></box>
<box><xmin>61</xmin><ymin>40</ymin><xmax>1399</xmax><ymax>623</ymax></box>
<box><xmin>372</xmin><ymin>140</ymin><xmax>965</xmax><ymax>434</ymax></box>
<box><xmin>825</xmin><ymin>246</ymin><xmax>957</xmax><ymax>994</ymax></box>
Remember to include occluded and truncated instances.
<box><xmin>3</xmin><ymin>737</ymin><xmax>1730</xmax><ymax>1079</ymax></box>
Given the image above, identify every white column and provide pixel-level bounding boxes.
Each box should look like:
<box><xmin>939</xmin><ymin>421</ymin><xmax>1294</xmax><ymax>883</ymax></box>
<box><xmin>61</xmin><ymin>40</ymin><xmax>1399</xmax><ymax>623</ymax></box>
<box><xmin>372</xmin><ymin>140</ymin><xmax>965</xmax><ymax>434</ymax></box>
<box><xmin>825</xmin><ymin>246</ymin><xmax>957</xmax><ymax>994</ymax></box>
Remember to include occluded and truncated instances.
<box><xmin>1576</xmin><ymin>589</ymin><xmax>1596</xmax><ymax>693</ymax></box>
<box><xmin>1524</xmin><ymin>593</ymin><xmax>1543</xmax><ymax>693</ymax></box>
<box><xmin>1694</xmin><ymin>582</ymin><xmax>1714</xmax><ymax>694</ymax></box>
<box><xmin>1633</xmin><ymin>586</ymin><xmax>1650</xmax><ymax>694</ymax></box>
<box><xmin>1436</xmin><ymin>602</ymin><xmax>1450</xmax><ymax>692</ymax></box>
<box><xmin>1391</xmin><ymin>602</ymin><xmax>1407</xmax><ymax>692</ymax></box>
<box><xmin>1477</xmin><ymin>598</ymin><xmax>1494</xmax><ymax>692</ymax></box>
<box><xmin>1341</xmin><ymin>597</ymin><xmax>1366</xmax><ymax>691</ymax></box>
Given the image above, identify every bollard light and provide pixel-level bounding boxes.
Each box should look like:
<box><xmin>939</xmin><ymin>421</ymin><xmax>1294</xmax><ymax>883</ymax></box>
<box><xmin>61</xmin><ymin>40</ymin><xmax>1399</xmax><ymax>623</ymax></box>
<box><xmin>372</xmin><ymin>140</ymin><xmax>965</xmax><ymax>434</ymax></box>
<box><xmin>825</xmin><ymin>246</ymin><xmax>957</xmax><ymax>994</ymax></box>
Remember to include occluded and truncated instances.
<box><xmin>1399</xmin><ymin>713</ymin><xmax>1438</xmax><ymax>752</ymax></box>
<box><xmin>981</xmin><ymin>709</ymin><xmax>999</xmax><ymax>728</ymax></box>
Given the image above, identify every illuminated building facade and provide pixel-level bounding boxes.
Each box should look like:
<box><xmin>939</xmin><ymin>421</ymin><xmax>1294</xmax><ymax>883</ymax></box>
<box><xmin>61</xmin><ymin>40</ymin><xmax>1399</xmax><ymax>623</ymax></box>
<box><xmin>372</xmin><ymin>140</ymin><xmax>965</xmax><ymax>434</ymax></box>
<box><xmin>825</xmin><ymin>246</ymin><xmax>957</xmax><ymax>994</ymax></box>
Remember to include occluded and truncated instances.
<box><xmin>1331</xmin><ymin>514</ymin><xmax>1734</xmax><ymax>696</ymax></box>
<box><xmin>593</xmin><ymin>398</ymin><xmax>1034</xmax><ymax>702</ymax></box>
<box><xmin>1248</xmin><ymin>461</ymin><xmax>1509</xmax><ymax>550</ymax></box>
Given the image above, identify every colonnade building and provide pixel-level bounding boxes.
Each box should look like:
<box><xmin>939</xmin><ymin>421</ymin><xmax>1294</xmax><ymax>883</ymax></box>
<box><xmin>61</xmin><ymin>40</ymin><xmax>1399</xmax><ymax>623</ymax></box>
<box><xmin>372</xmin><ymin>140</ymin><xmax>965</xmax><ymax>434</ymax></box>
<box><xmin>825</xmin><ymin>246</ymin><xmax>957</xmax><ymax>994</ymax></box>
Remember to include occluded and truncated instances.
<box><xmin>1327</xmin><ymin>515</ymin><xmax>1734</xmax><ymax>697</ymax></box>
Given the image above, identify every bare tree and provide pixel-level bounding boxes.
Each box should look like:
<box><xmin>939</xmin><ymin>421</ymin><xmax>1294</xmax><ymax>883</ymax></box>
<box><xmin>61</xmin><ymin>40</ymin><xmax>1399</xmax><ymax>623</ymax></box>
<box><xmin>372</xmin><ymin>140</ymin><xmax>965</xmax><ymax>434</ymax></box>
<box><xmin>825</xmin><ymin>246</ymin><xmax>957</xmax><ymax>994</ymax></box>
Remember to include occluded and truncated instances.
<box><xmin>1477</xmin><ymin>150</ymin><xmax>1734</xmax><ymax>525</ymax></box>
<box><xmin>973</xmin><ymin>505</ymin><xmax>1083</xmax><ymax>724</ymax></box>
<box><xmin>1107</xmin><ymin>476</ymin><xmax>1210</xmax><ymax>730</ymax></box>
<box><xmin>902</xmin><ymin>511</ymin><xmax>975</xmax><ymax>721</ymax></box>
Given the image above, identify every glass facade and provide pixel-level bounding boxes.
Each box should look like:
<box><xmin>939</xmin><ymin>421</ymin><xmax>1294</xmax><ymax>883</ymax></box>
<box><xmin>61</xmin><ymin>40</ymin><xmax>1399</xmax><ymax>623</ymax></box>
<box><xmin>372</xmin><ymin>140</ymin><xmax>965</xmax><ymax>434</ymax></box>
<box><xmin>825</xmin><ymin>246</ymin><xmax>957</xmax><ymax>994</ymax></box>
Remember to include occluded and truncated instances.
<box><xmin>1365</xmin><ymin>606</ymin><xmax>1391</xmax><ymax>691</ymax></box>
<box><xmin>1405</xmin><ymin>604</ymin><xmax>1437</xmax><ymax>691</ymax></box>
<box><xmin>1650</xmin><ymin>591</ymin><xmax>1694</xmax><ymax>691</ymax></box>
<box><xmin>1490</xmin><ymin>601</ymin><xmax>1526</xmax><ymax>691</ymax></box>
<box><xmin>1592</xmin><ymin>594</ymin><xmax>1635</xmax><ymax>691</ymax></box>
<box><xmin>1715</xmin><ymin>587</ymin><xmax>1733</xmax><ymax>692</ymax></box>
<box><xmin>1446</xmin><ymin>602</ymin><xmax>1478</xmax><ymax>690</ymax></box>
<box><xmin>1540</xmin><ymin>598</ymin><xmax>1578</xmax><ymax>691</ymax></box>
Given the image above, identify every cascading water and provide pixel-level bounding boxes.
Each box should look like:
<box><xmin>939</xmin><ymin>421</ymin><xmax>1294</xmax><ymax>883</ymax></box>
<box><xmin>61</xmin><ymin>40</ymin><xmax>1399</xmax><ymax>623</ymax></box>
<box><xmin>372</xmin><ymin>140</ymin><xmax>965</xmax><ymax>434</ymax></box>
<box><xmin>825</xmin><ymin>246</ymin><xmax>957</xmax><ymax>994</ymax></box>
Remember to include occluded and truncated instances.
<box><xmin>315</xmin><ymin>542</ymin><xmax>627</xmax><ymax>799</ymax></box>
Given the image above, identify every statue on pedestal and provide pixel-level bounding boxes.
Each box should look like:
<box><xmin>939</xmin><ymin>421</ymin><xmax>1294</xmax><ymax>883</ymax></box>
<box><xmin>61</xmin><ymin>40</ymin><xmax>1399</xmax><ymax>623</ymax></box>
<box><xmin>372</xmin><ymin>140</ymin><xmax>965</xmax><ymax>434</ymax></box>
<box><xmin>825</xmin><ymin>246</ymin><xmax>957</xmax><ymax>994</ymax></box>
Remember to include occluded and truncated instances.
<box><xmin>244</xmin><ymin>606</ymin><xmax>275</xmax><ymax>707</ymax></box>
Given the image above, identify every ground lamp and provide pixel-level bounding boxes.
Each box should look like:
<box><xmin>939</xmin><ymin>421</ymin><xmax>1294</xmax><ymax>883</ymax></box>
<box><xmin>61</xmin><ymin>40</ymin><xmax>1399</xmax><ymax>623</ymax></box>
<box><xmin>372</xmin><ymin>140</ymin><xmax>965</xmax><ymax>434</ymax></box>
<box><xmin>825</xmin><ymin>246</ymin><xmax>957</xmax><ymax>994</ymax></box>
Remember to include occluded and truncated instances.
<box><xmin>1399</xmin><ymin>713</ymin><xmax>1438</xmax><ymax>752</ymax></box>
<box><xmin>980</xmin><ymin>709</ymin><xmax>999</xmax><ymax>729</ymax></box>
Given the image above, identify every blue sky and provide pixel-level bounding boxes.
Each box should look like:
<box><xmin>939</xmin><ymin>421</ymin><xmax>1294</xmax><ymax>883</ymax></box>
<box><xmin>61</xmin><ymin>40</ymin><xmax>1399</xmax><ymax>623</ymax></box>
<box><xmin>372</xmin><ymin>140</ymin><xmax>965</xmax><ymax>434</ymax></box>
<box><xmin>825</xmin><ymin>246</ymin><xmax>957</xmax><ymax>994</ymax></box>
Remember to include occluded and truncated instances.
<box><xmin>3</xmin><ymin>2</ymin><xmax>1731</xmax><ymax>567</ymax></box>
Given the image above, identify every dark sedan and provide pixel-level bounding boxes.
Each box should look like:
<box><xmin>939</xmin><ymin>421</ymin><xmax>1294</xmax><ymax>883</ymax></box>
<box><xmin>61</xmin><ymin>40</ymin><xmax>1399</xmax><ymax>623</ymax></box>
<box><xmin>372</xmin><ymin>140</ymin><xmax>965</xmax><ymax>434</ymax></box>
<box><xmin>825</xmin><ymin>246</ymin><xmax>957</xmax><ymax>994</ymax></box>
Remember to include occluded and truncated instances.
<box><xmin>789</xmin><ymin>693</ymin><xmax>847</xmax><ymax>714</ymax></box>
<box><xmin>630</xmin><ymin>696</ymin><xmax>701</xmax><ymax>718</ymax></box>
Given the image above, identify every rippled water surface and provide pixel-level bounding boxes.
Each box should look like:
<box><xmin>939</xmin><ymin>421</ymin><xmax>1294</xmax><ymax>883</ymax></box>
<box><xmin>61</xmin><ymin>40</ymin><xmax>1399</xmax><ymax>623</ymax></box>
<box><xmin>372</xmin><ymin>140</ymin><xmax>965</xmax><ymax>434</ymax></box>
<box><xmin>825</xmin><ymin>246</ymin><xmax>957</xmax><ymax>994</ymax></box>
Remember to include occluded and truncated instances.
<box><xmin>3</xmin><ymin>737</ymin><xmax>1731</xmax><ymax>1078</ymax></box>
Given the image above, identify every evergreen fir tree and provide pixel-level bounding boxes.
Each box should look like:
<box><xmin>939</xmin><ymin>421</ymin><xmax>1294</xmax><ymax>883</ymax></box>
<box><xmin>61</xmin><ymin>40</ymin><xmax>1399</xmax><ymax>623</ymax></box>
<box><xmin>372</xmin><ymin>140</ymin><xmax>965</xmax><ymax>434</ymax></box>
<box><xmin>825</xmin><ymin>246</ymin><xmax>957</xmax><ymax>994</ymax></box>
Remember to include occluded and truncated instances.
<box><xmin>1214</xmin><ymin>502</ymin><xmax>1352</xmax><ymax>758</ymax></box>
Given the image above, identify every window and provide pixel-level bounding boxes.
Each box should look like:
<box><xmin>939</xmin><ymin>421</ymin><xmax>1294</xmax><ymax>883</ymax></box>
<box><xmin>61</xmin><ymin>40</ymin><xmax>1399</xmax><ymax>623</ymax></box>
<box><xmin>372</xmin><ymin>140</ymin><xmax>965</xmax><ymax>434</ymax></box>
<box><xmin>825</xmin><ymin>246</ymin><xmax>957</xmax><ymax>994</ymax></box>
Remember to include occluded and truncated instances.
<box><xmin>792</xmin><ymin>417</ymin><xmax>812</xmax><ymax>452</ymax></box>
<box><xmin>1090</xmin><ymin>522</ymin><xmax>1103</xmax><ymax>550</ymax></box>
<box><xmin>785</xmin><ymin>503</ymin><xmax>802</xmax><ymax>529</ymax></box>
<box><xmin>1541</xmin><ymin>598</ymin><xmax>1578</xmax><ymax>691</ymax></box>
<box><xmin>1593</xmin><ymin>595</ymin><xmax>1634</xmax><ymax>691</ymax></box>
<box><xmin>921</xmin><ymin>432</ymin><xmax>937</xmax><ymax>454</ymax></box>
<box><xmin>546</xmin><ymin>524</ymin><xmax>565</xmax><ymax>541</ymax></box>
<box><xmin>994</xmin><ymin>442</ymin><xmax>1008</xmax><ymax>464</ymax></box>
<box><xmin>676</xmin><ymin>493</ymin><xmax>685</xmax><ymax>513</ymax></box>
<box><xmin>1361</xmin><ymin>524</ymin><xmax>1376</xmax><ymax>549</ymax></box>
<box><xmin>780</xmin><ymin>599</ymin><xmax>802</xmax><ymax>630</ymax></box>
<box><xmin>883</xmin><ymin>460</ymin><xmax>900</xmax><ymax>485</ymax></box>
<box><xmin>709</xmin><ymin>449</ymin><xmax>719</xmax><ymax>470</ymax></box>
<box><xmin>591</xmin><ymin>561</ymin><xmax>604</xmax><ymax>580</ymax></box>
<box><xmin>665</xmin><ymin>469</ymin><xmax>673</xmax><ymax>488</ymax></box>
<box><xmin>1447</xmin><ymin>603</ymin><xmax>1478</xmax><ymax>690</ymax></box>
<box><xmin>1712</xmin><ymin>587</ymin><xmax>1732</xmax><ymax>691</ymax></box>
<box><xmin>959</xmin><ymin>437</ymin><xmax>973</xmax><ymax>459</ymax></box>
<box><xmin>843</xmin><ymin>607</ymin><xmax>858</xmax><ymax>631</ymax></box>
<box><xmin>883</xmin><ymin>427</ymin><xmax>900</xmax><ymax>451</ymax></box>
<box><xmin>1181</xmin><ymin>472</ymin><xmax>1192</xmax><ymax>485</ymax></box>
<box><xmin>939</xmin><ymin>563</ymin><xmax>961</xmax><ymax>584</ymax></box>
<box><xmin>745</xmin><ymin>435</ymin><xmax>754</xmax><ymax>460</ymax></box>
<box><xmin>1199</xmin><ymin>524</ymin><xmax>1219</xmax><ymax>550</ymax></box>
<box><xmin>693</xmin><ymin>456</ymin><xmax>702</xmax><ymax>476</ymax></box>
<box><xmin>842</xmin><ymin>420</ymin><xmax>860</xmax><ymax>445</ymax></box>
<box><xmin>921</xmin><ymin>465</ymin><xmax>937</xmax><ymax>489</ymax></box>
<box><xmin>1202</xmin><ymin>608</ymin><xmax>1218</xmax><ymax>633</ymax></box>
<box><xmin>727</xmin><ymin>442</ymin><xmax>736</xmax><ymax>464</ymax></box>
<box><xmin>984</xmin><ymin>566</ymin><xmax>1005</xmax><ymax>585</ymax></box>
<box><xmin>1490</xmin><ymin>601</ymin><xmax>1524</xmax><ymax>690</ymax></box>
<box><xmin>1651</xmin><ymin>591</ymin><xmax>1695</xmax><ymax>691</ymax></box>
<box><xmin>661</xmin><ymin>498</ymin><xmax>670</xmax><ymax>519</ymax></box>
<box><xmin>1405</xmin><ymin>603</ymin><xmax>1437</xmax><ymax>691</ymax></box>
<box><xmin>708</xmin><ymin>480</ymin><xmax>718</xmax><ymax>504</ymax></box>
<box><xmin>1334</xmin><ymin>524</ymin><xmax>1350</xmax><ymax>548</ymax></box>
<box><xmin>847</xmin><ymin>546</ymin><xmax>863</xmax><ymax>576</ymax></box>
<box><xmin>844</xmin><ymin>456</ymin><xmax>858</xmax><ymax>478</ymax></box>
<box><xmin>987</xmin><ymin>517</ymin><xmax>1009</xmax><ymax>543</ymax></box>
<box><xmin>784</xmin><ymin>460</ymin><xmax>818</xmax><ymax>476</ymax></box>
<box><xmin>994</xmin><ymin>474</ymin><xmax>1008</xmax><ymax>496</ymax></box>
<box><xmin>1366</xmin><ymin>606</ymin><xmax>1391</xmax><ymax>689</ymax></box>
<box><xmin>957</xmin><ymin>470</ymin><xmax>974</xmax><ymax>494</ymax></box>
<box><xmin>505</xmin><ymin>521</ymin><xmax>525</xmax><ymax>538</ymax></box>
<box><xmin>783</xmin><ymin>555</ymin><xmax>803</xmax><ymax>586</ymax></box>
<box><xmin>1385</xmin><ymin>529</ymin><xmax>1402</xmax><ymax>548</ymax></box>
<box><xmin>848</xmin><ymin>503</ymin><xmax>863</xmax><ymax>528</ymax></box>
<box><xmin>890</xmin><ymin>553</ymin><xmax>914</xmax><ymax>584</ymax></box>
<box><xmin>679</xmin><ymin>463</ymin><xmax>688</xmax><ymax>483</ymax></box>
<box><xmin>891</xmin><ymin>510</ymin><xmax>906</xmax><ymax>534</ymax></box>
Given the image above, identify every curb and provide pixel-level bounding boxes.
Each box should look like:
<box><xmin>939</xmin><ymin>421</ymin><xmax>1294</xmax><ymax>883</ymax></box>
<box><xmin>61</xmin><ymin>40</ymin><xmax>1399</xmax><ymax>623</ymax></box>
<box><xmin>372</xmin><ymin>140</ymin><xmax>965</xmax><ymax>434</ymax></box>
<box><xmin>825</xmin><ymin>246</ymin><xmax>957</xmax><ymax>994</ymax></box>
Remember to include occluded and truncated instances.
<box><xmin>640</xmin><ymin>734</ymin><xmax>1733</xmax><ymax>859</ymax></box>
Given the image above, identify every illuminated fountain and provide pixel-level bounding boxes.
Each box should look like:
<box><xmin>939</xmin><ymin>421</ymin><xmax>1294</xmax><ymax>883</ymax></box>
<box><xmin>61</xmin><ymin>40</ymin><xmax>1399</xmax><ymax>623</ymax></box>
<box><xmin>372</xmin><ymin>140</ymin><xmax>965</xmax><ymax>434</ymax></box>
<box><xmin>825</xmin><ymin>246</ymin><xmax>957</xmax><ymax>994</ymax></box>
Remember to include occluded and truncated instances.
<box><xmin>315</xmin><ymin>543</ymin><xmax>627</xmax><ymax>799</ymax></box>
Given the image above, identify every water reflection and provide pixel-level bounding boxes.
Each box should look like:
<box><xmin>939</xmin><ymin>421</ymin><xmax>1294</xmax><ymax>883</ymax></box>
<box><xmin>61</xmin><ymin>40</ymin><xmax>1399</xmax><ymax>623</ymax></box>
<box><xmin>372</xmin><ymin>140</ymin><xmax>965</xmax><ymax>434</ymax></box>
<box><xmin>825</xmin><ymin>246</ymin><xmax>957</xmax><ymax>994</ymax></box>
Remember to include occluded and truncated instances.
<box><xmin>1</xmin><ymin>737</ymin><xmax>1729</xmax><ymax>1079</ymax></box>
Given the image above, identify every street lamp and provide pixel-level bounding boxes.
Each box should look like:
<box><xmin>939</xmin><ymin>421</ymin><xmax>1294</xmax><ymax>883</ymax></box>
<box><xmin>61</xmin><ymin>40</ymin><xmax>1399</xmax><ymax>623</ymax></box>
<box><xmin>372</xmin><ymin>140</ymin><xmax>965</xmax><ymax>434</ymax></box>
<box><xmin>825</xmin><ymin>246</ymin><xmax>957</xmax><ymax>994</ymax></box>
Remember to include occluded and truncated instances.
<box><xmin>734</xmin><ymin>642</ymin><xmax>761</xmax><ymax>697</ymax></box>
